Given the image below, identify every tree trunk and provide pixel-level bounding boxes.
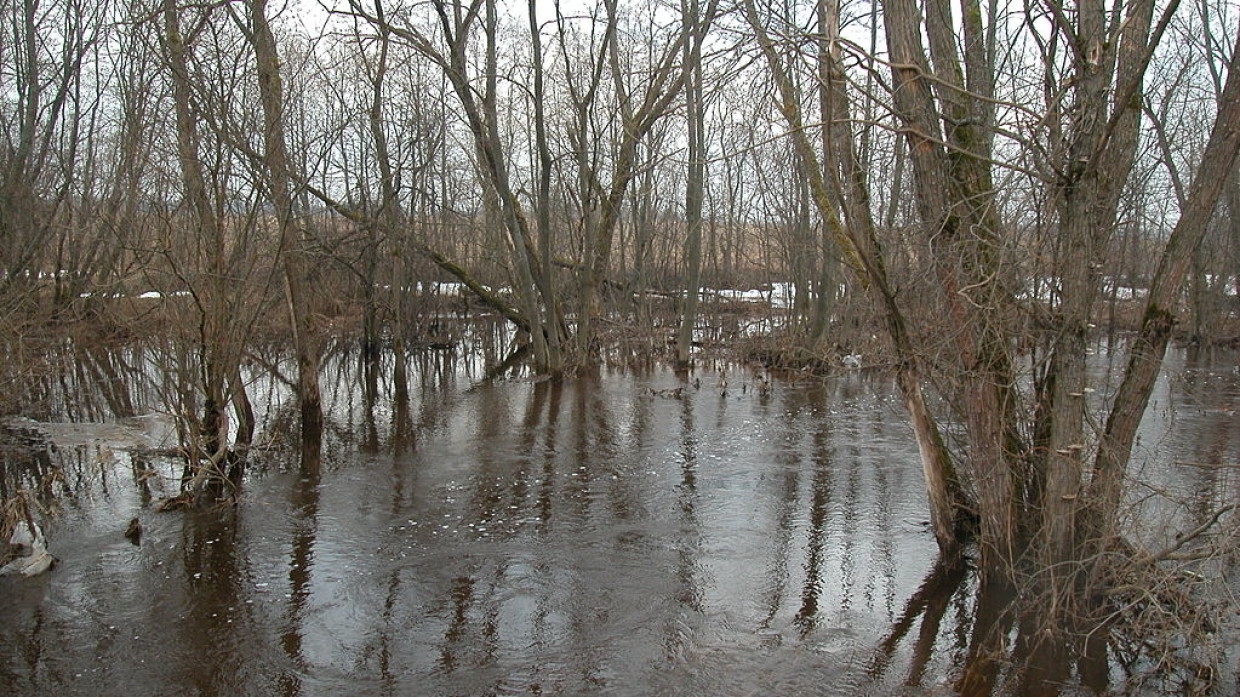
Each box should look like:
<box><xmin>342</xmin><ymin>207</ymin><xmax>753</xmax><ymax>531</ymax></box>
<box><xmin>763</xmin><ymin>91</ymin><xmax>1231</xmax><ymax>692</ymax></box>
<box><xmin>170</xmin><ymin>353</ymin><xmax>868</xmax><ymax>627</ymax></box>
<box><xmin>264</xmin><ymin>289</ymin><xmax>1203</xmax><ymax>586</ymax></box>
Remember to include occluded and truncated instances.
<box><xmin>1039</xmin><ymin>0</ymin><xmax>1156</xmax><ymax>566</ymax></box>
<box><xmin>163</xmin><ymin>2</ymin><xmax>252</xmax><ymax>502</ymax></box>
<box><xmin>1090</xmin><ymin>22</ymin><xmax>1240</xmax><ymax>542</ymax></box>
<box><xmin>881</xmin><ymin>0</ymin><xmax>1021</xmax><ymax>564</ymax></box>
<box><xmin>744</xmin><ymin>0</ymin><xmax>971</xmax><ymax>551</ymax></box>
<box><xmin>528</xmin><ymin>0</ymin><xmax>565</xmax><ymax>371</ymax></box>
<box><xmin>676</xmin><ymin>0</ymin><xmax>706</xmax><ymax>367</ymax></box>
<box><xmin>245</xmin><ymin>0</ymin><xmax>323</xmax><ymax>471</ymax></box>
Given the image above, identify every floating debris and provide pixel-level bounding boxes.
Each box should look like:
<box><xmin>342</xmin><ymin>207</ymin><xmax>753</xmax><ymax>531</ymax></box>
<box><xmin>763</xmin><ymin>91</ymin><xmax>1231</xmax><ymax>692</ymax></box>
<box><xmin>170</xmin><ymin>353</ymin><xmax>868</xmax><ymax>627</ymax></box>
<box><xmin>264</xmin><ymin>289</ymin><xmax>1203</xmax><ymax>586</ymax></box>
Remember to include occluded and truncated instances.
<box><xmin>1</xmin><ymin>515</ymin><xmax>56</xmax><ymax>577</ymax></box>
<box><xmin>124</xmin><ymin>517</ymin><xmax>142</xmax><ymax>545</ymax></box>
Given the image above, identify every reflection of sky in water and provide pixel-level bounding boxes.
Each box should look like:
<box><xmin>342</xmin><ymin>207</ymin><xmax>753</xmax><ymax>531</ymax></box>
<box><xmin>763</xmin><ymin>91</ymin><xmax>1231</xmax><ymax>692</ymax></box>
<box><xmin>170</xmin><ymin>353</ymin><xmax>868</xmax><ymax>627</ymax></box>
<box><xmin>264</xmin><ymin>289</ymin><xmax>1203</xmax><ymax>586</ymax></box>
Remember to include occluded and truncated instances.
<box><xmin>1102</xmin><ymin>346</ymin><xmax>1240</xmax><ymax>549</ymax></box>
<box><xmin>322</xmin><ymin>366</ymin><xmax>942</xmax><ymax>695</ymax></box>
<box><xmin>3</xmin><ymin>343</ymin><xmax>1239</xmax><ymax>695</ymax></box>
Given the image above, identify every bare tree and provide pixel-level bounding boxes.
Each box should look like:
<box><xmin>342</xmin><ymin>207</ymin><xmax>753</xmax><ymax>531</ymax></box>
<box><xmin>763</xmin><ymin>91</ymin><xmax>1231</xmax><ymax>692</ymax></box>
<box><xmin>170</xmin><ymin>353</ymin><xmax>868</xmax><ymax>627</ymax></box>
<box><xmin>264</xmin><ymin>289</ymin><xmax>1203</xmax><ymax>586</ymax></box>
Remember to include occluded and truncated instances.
<box><xmin>1090</xmin><ymin>12</ymin><xmax>1240</xmax><ymax>552</ymax></box>
<box><xmin>159</xmin><ymin>0</ymin><xmax>262</xmax><ymax>500</ymax></box>
<box><xmin>0</xmin><ymin>0</ymin><xmax>112</xmax><ymax>317</ymax></box>
<box><xmin>744</xmin><ymin>0</ymin><xmax>972</xmax><ymax>550</ymax></box>
<box><xmin>235</xmin><ymin>0</ymin><xmax>324</xmax><ymax>468</ymax></box>
<box><xmin>675</xmin><ymin>0</ymin><xmax>709</xmax><ymax>366</ymax></box>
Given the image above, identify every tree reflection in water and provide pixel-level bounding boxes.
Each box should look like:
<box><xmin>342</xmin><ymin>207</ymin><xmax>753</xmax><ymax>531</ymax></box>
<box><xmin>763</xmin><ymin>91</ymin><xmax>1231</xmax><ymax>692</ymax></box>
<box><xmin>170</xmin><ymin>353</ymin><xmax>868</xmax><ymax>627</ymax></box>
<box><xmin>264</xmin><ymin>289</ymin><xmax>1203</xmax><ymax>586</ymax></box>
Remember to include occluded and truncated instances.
<box><xmin>0</xmin><ymin>338</ymin><xmax>1237</xmax><ymax>696</ymax></box>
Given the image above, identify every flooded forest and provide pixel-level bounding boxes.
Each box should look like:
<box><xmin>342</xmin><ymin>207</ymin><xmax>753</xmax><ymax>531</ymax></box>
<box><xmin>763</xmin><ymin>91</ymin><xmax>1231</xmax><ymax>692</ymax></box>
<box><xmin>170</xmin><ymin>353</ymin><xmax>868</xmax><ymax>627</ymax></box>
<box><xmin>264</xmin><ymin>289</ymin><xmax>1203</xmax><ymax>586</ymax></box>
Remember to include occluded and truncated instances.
<box><xmin>4</xmin><ymin>0</ymin><xmax>1240</xmax><ymax>695</ymax></box>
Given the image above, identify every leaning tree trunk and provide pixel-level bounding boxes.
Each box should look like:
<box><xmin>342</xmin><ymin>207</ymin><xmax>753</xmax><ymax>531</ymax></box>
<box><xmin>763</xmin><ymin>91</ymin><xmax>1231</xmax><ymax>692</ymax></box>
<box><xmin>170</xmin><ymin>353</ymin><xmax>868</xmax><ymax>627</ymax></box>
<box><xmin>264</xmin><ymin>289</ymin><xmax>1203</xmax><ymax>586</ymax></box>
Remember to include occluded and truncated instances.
<box><xmin>744</xmin><ymin>0</ymin><xmax>972</xmax><ymax>552</ymax></box>
<box><xmin>881</xmin><ymin>0</ymin><xmax>1023</xmax><ymax>565</ymax></box>
<box><xmin>1089</xmin><ymin>21</ymin><xmax>1240</xmax><ymax>544</ymax></box>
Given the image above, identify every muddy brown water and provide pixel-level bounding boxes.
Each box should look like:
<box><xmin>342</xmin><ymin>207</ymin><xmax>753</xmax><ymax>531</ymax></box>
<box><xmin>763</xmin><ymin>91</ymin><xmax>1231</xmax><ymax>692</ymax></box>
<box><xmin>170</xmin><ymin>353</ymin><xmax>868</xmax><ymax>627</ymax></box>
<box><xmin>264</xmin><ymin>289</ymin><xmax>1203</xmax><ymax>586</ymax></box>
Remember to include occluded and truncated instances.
<box><xmin>2</xmin><ymin>340</ymin><xmax>1239</xmax><ymax>696</ymax></box>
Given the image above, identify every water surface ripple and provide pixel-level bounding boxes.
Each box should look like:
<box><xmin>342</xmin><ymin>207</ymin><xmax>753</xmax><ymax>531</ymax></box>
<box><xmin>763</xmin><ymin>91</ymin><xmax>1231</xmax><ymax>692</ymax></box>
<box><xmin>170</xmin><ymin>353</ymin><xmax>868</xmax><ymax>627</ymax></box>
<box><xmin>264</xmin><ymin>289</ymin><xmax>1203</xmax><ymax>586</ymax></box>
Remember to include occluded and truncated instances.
<box><xmin>3</xmin><ymin>348</ymin><xmax>1240</xmax><ymax>696</ymax></box>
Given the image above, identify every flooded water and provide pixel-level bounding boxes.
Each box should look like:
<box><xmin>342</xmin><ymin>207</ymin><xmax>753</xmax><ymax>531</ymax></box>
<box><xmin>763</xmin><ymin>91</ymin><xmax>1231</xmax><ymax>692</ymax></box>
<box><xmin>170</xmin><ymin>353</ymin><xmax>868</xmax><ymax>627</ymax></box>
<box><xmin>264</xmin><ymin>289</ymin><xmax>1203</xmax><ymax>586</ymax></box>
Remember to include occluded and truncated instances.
<box><xmin>2</xmin><ymin>336</ymin><xmax>1239</xmax><ymax>696</ymax></box>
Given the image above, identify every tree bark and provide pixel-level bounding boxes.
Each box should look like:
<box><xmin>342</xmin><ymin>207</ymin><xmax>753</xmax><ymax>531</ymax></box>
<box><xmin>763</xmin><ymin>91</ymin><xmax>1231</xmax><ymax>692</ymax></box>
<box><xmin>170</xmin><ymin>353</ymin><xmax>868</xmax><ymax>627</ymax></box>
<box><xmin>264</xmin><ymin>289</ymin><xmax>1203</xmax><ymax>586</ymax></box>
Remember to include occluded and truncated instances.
<box><xmin>1040</xmin><ymin>0</ymin><xmax>1157</xmax><ymax>566</ymax></box>
<box><xmin>244</xmin><ymin>0</ymin><xmax>323</xmax><ymax>470</ymax></box>
<box><xmin>676</xmin><ymin>0</ymin><xmax>707</xmax><ymax>366</ymax></box>
<box><xmin>745</xmin><ymin>0</ymin><xmax>972</xmax><ymax>551</ymax></box>
<box><xmin>1090</xmin><ymin>19</ymin><xmax>1240</xmax><ymax>541</ymax></box>
<box><xmin>882</xmin><ymin>0</ymin><xmax>1017</xmax><ymax>560</ymax></box>
<box><xmin>163</xmin><ymin>2</ymin><xmax>253</xmax><ymax>502</ymax></box>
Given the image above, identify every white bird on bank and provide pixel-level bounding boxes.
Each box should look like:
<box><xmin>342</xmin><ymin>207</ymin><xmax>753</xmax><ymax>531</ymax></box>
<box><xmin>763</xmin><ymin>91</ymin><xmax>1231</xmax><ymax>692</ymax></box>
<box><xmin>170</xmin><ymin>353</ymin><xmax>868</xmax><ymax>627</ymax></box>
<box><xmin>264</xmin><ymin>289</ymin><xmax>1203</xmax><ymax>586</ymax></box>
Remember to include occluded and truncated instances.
<box><xmin>842</xmin><ymin>353</ymin><xmax>862</xmax><ymax>369</ymax></box>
